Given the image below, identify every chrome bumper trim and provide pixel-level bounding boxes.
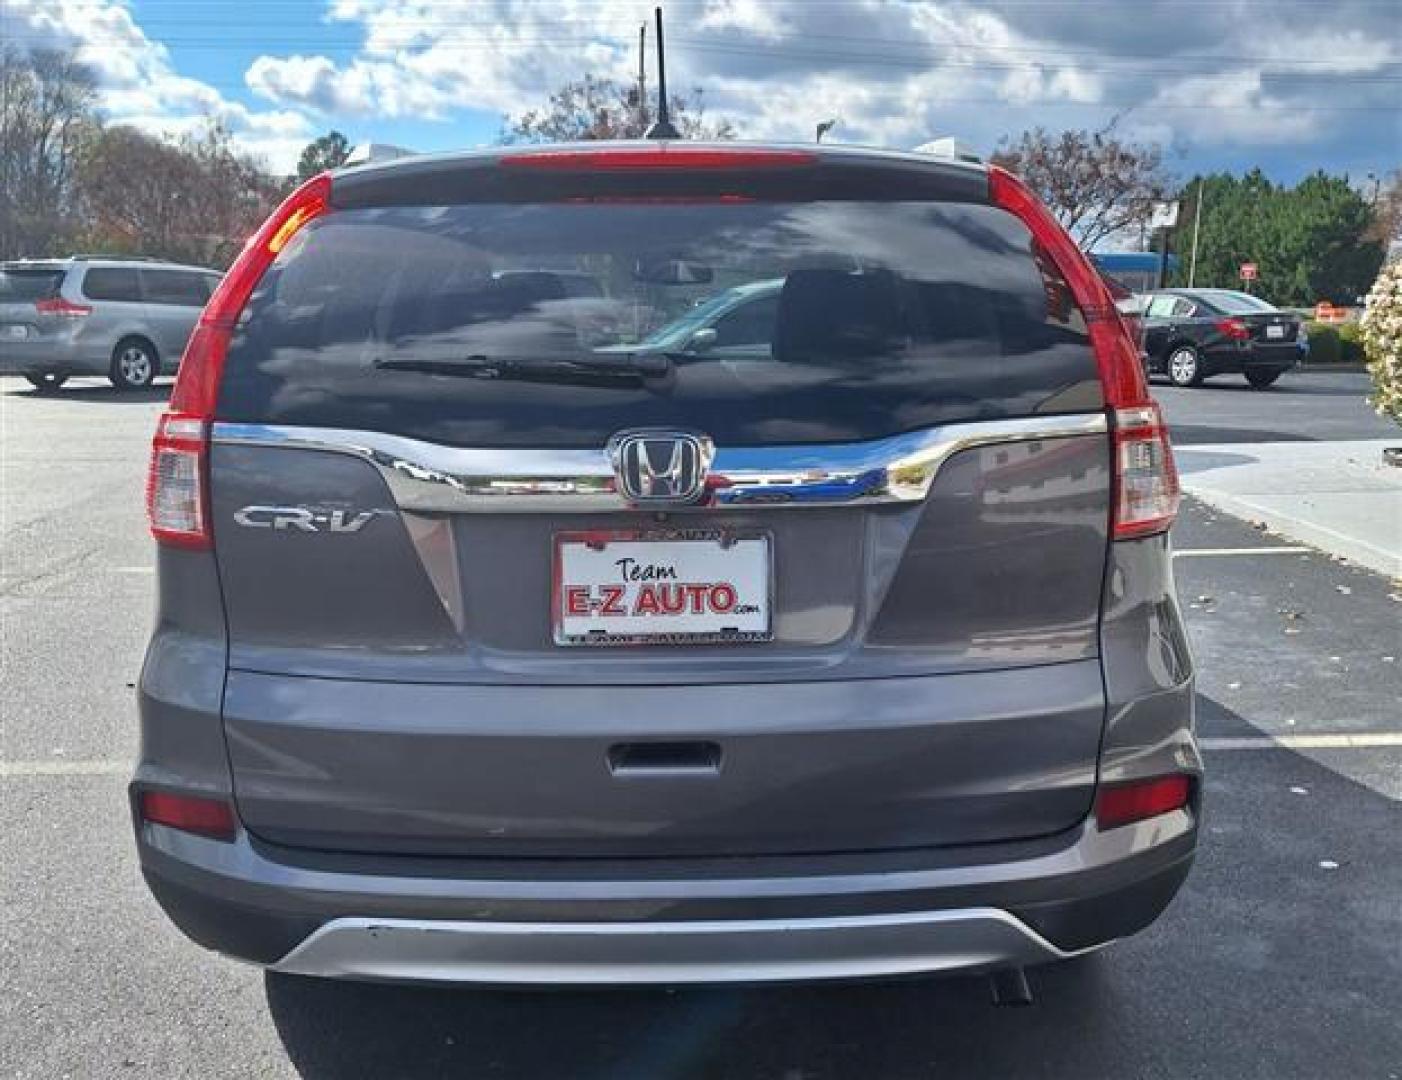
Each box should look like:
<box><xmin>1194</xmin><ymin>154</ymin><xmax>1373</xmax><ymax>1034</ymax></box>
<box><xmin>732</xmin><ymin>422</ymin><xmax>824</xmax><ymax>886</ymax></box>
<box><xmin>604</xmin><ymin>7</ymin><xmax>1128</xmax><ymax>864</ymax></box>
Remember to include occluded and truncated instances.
<box><xmin>211</xmin><ymin>413</ymin><xmax>1107</xmax><ymax>513</ymax></box>
<box><xmin>270</xmin><ymin>907</ymin><xmax>1089</xmax><ymax>984</ymax></box>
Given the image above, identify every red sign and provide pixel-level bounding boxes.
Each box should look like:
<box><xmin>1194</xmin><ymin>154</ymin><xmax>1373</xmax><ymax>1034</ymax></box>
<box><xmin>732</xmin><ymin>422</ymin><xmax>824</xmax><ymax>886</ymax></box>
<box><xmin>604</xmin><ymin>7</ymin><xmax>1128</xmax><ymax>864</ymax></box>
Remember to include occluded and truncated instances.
<box><xmin>1240</xmin><ymin>263</ymin><xmax>1258</xmax><ymax>281</ymax></box>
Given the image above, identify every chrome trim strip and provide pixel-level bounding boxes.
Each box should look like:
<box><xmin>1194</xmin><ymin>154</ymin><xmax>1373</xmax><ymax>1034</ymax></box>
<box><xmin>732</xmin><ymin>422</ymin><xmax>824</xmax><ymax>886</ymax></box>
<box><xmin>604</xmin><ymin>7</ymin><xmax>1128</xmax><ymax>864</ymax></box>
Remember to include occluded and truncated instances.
<box><xmin>211</xmin><ymin>413</ymin><xmax>1107</xmax><ymax>513</ymax></box>
<box><xmin>270</xmin><ymin>907</ymin><xmax>1092</xmax><ymax>984</ymax></box>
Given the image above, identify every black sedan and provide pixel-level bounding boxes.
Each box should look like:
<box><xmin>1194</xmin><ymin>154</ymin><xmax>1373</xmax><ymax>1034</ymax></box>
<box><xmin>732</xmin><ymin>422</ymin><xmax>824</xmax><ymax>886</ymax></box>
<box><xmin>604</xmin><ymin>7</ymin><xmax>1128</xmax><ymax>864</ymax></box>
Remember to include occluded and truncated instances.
<box><xmin>1141</xmin><ymin>289</ymin><xmax>1303</xmax><ymax>389</ymax></box>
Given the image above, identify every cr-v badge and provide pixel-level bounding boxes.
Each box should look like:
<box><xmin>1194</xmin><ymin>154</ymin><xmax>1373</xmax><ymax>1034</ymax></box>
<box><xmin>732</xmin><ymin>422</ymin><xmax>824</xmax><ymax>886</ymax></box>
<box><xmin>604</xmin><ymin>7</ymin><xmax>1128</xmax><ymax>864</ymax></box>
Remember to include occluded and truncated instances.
<box><xmin>233</xmin><ymin>506</ymin><xmax>378</xmax><ymax>533</ymax></box>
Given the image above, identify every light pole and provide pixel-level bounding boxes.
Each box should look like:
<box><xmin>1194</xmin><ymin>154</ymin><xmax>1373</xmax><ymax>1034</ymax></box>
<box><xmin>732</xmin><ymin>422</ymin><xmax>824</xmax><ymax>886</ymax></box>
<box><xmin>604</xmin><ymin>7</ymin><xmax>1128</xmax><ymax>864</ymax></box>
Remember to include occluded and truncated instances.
<box><xmin>1188</xmin><ymin>178</ymin><xmax>1205</xmax><ymax>288</ymax></box>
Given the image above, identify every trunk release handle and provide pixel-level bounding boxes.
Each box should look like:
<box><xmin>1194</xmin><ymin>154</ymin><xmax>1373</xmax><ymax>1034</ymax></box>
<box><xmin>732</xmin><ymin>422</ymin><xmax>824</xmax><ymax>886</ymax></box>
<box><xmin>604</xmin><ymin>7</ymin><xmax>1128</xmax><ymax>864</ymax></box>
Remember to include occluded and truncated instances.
<box><xmin>608</xmin><ymin>742</ymin><xmax>722</xmax><ymax>777</ymax></box>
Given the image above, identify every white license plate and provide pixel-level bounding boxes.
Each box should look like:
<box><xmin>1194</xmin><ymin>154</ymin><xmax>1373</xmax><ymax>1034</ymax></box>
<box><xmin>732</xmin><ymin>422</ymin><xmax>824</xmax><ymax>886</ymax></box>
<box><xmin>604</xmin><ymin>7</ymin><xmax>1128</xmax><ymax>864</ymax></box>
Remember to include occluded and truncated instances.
<box><xmin>1266</xmin><ymin>324</ymin><xmax>1285</xmax><ymax>339</ymax></box>
<box><xmin>554</xmin><ymin>533</ymin><xmax>771</xmax><ymax>645</ymax></box>
<box><xmin>3</xmin><ymin>324</ymin><xmax>28</xmax><ymax>340</ymax></box>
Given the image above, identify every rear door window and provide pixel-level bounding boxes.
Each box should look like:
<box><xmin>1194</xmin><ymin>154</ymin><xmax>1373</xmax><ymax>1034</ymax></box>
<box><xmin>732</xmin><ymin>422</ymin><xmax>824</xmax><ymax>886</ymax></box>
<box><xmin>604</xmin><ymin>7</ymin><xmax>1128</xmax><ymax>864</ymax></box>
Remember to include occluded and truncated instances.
<box><xmin>81</xmin><ymin>268</ymin><xmax>143</xmax><ymax>302</ymax></box>
<box><xmin>218</xmin><ymin>201</ymin><xmax>1102</xmax><ymax>448</ymax></box>
<box><xmin>141</xmin><ymin>269</ymin><xmax>209</xmax><ymax>307</ymax></box>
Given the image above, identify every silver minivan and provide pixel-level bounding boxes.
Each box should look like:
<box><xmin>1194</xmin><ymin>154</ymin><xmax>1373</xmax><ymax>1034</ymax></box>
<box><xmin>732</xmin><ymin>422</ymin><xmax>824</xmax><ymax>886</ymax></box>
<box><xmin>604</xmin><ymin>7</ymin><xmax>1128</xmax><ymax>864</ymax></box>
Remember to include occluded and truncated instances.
<box><xmin>131</xmin><ymin>143</ymin><xmax>1198</xmax><ymax>999</ymax></box>
<box><xmin>0</xmin><ymin>257</ymin><xmax>222</xmax><ymax>391</ymax></box>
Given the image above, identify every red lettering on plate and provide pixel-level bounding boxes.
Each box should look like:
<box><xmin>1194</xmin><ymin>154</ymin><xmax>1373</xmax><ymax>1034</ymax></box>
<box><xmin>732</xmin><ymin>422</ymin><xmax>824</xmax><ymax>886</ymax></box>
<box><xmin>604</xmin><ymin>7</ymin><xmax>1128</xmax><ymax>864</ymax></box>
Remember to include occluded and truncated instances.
<box><xmin>684</xmin><ymin>583</ymin><xmax>709</xmax><ymax>613</ymax></box>
<box><xmin>634</xmin><ymin>584</ymin><xmax>661</xmax><ymax>615</ymax></box>
<box><xmin>598</xmin><ymin>585</ymin><xmax>627</xmax><ymax>616</ymax></box>
<box><xmin>565</xmin><ymin>587</ymin><xmax>590</xmax><ymax>616</ymax></box>
<box><xmin>657</xmin><ymin>583</ymin><xmax>687</xmax><ymax>614</ymax></box>
<box><xmin>710</xmin><ymin>583</ymin><xmax>737</xmax><ymax>613</ymax></box>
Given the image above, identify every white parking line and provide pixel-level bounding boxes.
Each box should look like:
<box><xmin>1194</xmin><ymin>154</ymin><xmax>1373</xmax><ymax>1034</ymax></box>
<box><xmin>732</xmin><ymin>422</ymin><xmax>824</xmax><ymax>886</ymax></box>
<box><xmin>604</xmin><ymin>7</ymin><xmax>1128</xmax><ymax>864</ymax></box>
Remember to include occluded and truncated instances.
<box><xmin>1173</xmin><ymin>547</ymin><xmax>1312</xmax><ymax>558</ymax></box>
<box><xmin>0</xmin><ymin>760</ymin><xmax>129</xmax><ymax>777</ymax></box>
<box><xmin>110</xmin><ymin>566</ymin><xmax>154</xmax><ymax>574</ymax></box>
<box><xmin>1201</xmin><ymin>734</ymin><xmax>1402</xmax><ymax>751</ymax></box>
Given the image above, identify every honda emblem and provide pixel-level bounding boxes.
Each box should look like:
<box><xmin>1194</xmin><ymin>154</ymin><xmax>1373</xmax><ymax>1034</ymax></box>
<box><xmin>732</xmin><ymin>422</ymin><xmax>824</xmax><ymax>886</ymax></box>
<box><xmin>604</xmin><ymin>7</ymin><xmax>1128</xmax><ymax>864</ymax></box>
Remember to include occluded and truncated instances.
<box><xmin>607</xmin><ymin>430</ymin><xmax>714</xmax><ymax>506</ymax></box>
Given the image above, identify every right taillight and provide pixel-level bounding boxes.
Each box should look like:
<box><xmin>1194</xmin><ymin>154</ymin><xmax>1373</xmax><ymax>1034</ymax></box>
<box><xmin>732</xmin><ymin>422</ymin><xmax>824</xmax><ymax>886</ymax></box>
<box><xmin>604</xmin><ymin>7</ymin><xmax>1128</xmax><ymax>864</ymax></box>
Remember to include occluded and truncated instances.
<box><xmin>1111</xmin><ymin>403</ymin><xmax>1180</xmax><ymax>539</ymax></box>
<box><xmin>989</xmin><ymin>166</ymin><xmax>1179</xmax><ymax>540</ymax></box>
<box><xmin>146</xmin><ymin>172</ymin><xmax>332</xmax><ymax>549</ymax></box>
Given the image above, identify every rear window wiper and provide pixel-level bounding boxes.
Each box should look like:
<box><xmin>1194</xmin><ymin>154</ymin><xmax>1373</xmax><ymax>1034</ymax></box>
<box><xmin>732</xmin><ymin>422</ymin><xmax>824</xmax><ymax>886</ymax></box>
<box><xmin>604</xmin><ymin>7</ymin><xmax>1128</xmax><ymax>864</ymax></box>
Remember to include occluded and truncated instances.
<box><xmin>373</xmin><ymin>351</ymin><xmax>673</xmax><ymax>381</ymax></box>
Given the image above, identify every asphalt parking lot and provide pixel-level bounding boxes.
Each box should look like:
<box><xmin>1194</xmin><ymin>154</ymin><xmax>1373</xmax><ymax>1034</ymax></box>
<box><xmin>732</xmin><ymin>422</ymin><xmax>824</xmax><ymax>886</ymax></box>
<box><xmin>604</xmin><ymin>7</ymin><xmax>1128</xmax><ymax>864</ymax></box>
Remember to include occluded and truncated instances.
<box><xmin>1</xmin><ymin>371</ymin><xmax>1398</xmax><ymax>1079</ymax></box>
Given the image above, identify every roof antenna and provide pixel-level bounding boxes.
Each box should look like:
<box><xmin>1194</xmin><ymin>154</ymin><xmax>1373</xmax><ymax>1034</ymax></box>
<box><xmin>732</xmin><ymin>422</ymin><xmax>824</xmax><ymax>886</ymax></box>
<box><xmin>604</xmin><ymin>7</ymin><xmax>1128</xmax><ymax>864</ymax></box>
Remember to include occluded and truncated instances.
<box><xmin>645</xmin><ymin>6</ymin><xmax>681</xmax><ymax>139</ymax></box>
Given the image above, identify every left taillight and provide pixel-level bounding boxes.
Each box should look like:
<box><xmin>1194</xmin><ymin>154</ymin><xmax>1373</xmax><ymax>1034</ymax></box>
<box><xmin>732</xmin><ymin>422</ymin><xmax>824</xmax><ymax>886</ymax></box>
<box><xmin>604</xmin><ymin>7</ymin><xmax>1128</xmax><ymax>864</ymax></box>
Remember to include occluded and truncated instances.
<box><xmin>147</xmin><ymin>172</ymin><xmax>332</xmax><ymax>549</ymax></box>
<box><xmin>35</xmin><ymin>296</ymin><xmax>91</xmax><ymax>317</ymax></box>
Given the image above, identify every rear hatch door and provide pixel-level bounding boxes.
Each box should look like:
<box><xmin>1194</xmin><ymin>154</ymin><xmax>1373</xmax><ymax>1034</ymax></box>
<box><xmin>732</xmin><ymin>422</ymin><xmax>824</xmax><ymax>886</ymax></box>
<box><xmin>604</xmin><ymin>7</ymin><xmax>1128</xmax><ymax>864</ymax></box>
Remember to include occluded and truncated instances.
<box><xmin>210</xmin><ymin>150</ymin><xmax>1113</xmax><ymax>858</ymax></box>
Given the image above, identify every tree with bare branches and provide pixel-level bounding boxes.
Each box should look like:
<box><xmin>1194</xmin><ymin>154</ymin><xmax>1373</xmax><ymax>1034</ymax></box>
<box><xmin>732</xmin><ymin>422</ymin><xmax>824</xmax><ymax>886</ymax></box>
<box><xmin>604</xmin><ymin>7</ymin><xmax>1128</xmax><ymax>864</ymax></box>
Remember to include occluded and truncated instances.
<box><xmin>991</xmin><ymin>123</ymin><xmax>1170</xmax><ymax>251</ymax></box>
<box><xmin>0</xmin><ymin>47</ymin><xmax>100</xmax><ymax>259</ymax></box>
<box><xmin>505</xmin><ymin>75</ymin><xmax>734</xmax><ymax>143</ymax></box>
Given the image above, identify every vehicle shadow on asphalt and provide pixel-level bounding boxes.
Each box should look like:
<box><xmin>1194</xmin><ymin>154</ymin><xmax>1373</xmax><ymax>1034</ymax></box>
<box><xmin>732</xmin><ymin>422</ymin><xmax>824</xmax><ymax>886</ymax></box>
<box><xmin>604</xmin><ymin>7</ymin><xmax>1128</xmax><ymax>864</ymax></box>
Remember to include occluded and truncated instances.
<box><xmin>263</xmin><ymin>696</ymin><xmax>1401</xmax><ymax>1080</ymax></box>
<box><xmin>2</xmin><ymin>380</ymin><xmax>171</xmax><ymax>404</ymax></box>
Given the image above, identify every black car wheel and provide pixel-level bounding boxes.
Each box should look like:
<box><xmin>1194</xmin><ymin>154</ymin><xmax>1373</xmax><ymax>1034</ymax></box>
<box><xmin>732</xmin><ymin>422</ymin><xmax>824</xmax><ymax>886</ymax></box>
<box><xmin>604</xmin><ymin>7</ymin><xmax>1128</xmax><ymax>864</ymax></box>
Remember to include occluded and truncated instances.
<box><xmin>24</xmin><ymin>372</ymin><xmax>69</xmax><ymax>393</ymax></box>
<box><xmin>110</xmin><ymin>337</ymin><xmax>158</xmax><ymax>391</ymax></box>
<box><xmin>1167</xmin><ymin>346</ymin><xmax>1204</xmax><ymax>387</ymax></box>
<box><xmin>1246</xmin><ymin>368</ymin><xmax>1283</xmax><ymax>390</ymax></box>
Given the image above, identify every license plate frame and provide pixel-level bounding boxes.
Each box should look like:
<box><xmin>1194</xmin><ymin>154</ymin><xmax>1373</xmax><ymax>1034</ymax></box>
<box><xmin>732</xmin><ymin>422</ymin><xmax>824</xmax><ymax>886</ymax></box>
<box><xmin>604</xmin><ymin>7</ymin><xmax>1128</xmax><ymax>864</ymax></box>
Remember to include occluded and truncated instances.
<box><xmin>552</xmin><ymin>528</ymin><xmax>774</xmax><ymax>647</ymax></box>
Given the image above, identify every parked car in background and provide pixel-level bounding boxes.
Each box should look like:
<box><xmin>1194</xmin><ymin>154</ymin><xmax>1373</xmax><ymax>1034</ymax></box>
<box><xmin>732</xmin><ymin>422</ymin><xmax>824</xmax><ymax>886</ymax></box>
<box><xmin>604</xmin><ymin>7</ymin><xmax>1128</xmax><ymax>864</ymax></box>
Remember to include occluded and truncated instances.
<box><xmin>1141</xmin><ymin>288</ymin><xmax>1302</xmax><ymax>389</ymax></box>
<box><xmin>602</xmin><ymin>278</ymin><xmax>783</xmax><ymax>362</ymax></box>
<box><xmin>0</xmin><ymin>257</ymin><xmax>222</xmax><ymax>391</ymax></box>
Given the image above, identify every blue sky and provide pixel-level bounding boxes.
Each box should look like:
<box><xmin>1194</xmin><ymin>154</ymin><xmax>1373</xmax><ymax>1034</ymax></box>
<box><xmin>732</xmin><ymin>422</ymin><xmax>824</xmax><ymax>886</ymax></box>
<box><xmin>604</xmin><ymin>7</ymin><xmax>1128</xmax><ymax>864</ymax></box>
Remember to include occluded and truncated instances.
<box><xmin>8</xmin><ymin>0</ymin><xmax>1400</xmax><ymax>184</ymax></box>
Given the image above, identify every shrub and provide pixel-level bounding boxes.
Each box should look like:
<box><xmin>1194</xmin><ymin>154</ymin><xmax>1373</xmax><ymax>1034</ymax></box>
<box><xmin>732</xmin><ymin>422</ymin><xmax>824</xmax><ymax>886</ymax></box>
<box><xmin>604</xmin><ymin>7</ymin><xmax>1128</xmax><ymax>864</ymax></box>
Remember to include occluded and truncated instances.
<box><xmin>1360</xmin><ymin>261</ymin><xmax>1402</xmax><ymax>424</ymax></box>
<box><xmin>1305</xmin><ymin>323</ymin><xmax>1341</xmax><ymax>364</ymax></box>
<box><xmin>1335</xmin><ymin>321</ymin><xmax>1367</xmax><ymax>365</ymax></box>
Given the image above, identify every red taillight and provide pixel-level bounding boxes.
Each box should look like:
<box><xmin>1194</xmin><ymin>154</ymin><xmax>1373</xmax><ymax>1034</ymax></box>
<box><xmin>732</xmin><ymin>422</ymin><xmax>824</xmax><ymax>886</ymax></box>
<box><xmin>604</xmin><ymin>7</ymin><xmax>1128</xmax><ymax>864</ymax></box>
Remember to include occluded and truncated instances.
<box><xmin>990</xmin><ymin>167</ymin><xmax>1178</xmax><ymax>539</ymax></box>
<box><xmin>499</xmin><ymin>147</ymin><xmax>818</xmax><ymax>171</ymax></box>
<box><xmin>1215</xmin><ymin>317</ymin><xmax>1250</xmax><ymax>341</ymax></box>
<box><xmin>149</xmin><ymin>173</ymin><xmax>331</xmax><ymax>548</ymax></box>
<box><xmin>1111</xmin><ymin>404</ymin><xmax>1180</xmax><ymax>539</ymax></box>
<box><xmin>168</xmin><ymin>172</ymin><xmax>331</xmax><ymax>417</ymax></box>
<box><xmin>1096</xmin><ymin>775</ymin><xmax>1192</xmax><ymax>829</ymax></box>
<box><xmin>139</xmin><ymin>790</ymin><xmax>237</xmax><ymax>841</ymax></box>
<box><xmin>989</xmin><ymin>167</ymin><xmax>1149</xmax><ymax>409</ymax></box>
<box><xmin>35</xmin><ymin>296</ymin><xmax>91</xmax><ymax>317</ymax></box>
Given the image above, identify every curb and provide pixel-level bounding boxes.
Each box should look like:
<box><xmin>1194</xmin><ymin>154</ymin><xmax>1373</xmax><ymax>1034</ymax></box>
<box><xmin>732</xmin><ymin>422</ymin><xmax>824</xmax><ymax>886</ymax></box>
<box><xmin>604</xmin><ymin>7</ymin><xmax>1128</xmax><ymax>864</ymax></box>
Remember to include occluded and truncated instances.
<box><xmin>1182</xmin><ymin>487</ymin><xmax>1402</xmax><ymax>579</ymax></box>
<box><xmin>1298</xmin><ymin>363</ymin><xmax>1368</xmax><ymax>373</ymax></box>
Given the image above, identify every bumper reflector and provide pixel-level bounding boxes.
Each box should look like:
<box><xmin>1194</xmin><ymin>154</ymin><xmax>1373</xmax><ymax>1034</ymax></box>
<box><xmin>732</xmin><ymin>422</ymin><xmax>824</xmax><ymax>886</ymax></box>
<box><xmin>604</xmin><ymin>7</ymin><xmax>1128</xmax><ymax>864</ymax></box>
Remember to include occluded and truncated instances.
<box><xmin>1095</xmin><ymin>775</ymin><xmax>1191</xmax><ymax>829</ymax></box>
<box><xmin>139</xmin><ymin>791</ymin><xmax>237</xmax><ymax>841</ymax></box>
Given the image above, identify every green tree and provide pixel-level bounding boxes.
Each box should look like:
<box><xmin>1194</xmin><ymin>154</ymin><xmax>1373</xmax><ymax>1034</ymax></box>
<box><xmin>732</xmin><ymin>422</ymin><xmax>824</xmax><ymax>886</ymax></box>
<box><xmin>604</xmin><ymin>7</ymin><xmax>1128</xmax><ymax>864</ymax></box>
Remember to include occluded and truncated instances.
<box><xmin>295</xmin><ymin>130</ymin><xmax>351</xmax><ymax>182</ymax></box>
<box><xmin>1171</xmin><ymin>171</ymin><xmax>1383</xmax><ymax>305</ymax></box>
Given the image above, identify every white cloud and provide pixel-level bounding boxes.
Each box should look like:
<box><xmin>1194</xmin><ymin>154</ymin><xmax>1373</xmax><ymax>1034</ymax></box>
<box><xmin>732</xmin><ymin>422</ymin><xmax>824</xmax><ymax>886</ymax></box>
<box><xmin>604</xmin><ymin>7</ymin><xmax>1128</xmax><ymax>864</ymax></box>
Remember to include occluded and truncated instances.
<box><xmin>1148</xmin><ymin>71</ymin><xmax>1320</xmax><ymax>145</ymax></box>
<box><xmin>6</xmin><ymin>0</ymin><xmax>315</xmax><ymax>171</ymax></box>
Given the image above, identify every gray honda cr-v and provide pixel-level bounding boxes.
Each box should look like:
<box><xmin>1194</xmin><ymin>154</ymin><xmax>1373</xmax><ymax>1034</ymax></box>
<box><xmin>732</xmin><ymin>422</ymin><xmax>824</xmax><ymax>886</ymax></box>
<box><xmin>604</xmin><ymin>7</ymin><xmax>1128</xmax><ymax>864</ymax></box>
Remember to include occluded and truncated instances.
<box><xmin>132</xmin><ymin>142</ymin><xmax>1198</xmax><ymax>994</ymax></box>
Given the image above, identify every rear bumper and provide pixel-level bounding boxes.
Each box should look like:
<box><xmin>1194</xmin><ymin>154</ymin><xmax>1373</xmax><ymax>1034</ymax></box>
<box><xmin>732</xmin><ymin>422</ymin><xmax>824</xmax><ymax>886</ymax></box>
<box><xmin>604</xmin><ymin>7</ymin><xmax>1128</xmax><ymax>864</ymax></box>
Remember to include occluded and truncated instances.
<box><xmin>1202</xmin><ymin>343</ymin><xmax>1301</xmax><ymax>374</ymax></box>
<box><xmin>0</xmin><ymin>337</ymin><xmax>109</xmax><ymax>375</ymax></box>
<box><xmin>271</xmin><ymin>909</ymin><xmax>1093</xmax><ymax>985</ymax></box>
<box><xmin>135</xmin><ymin>799</ymin><xmax>1197</xmax><ymax>983</ymax></box>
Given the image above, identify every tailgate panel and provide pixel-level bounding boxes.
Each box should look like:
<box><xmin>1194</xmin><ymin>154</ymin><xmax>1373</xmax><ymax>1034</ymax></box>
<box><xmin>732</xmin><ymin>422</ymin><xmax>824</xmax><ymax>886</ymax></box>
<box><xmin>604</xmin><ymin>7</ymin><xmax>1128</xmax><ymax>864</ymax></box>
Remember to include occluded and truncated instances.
<box><xmin>224</xmin><ymin>662</ymin><xmax>1105</xmax><ymax>857</ymax></box>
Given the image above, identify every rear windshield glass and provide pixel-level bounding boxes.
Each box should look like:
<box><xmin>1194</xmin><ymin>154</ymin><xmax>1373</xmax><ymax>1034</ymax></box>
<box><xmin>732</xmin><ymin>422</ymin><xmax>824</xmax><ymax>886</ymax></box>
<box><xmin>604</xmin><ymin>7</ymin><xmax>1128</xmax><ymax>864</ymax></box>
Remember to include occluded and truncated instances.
<box><xmin>218</xmin><ymin>201</ymin><xmax>1101</xmax><ymax>447</ymax></box>
<box><xmin>1202</xmin><ymin>291</ymin><xmax>1277</xmax><ymax>315</ymax></box>
<box><xmin>0</xmin><ymin>268</ymin><xmax>64</xmax><ymax>302</ymax></box>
